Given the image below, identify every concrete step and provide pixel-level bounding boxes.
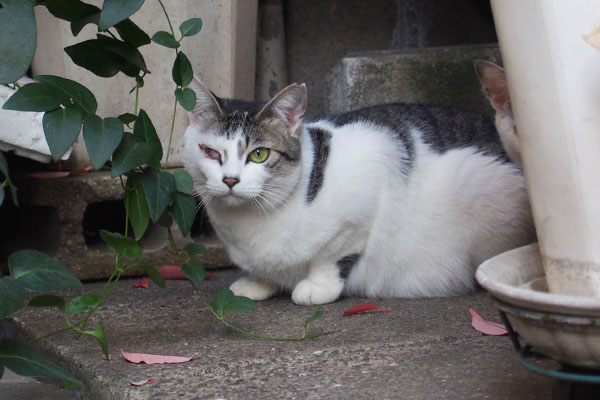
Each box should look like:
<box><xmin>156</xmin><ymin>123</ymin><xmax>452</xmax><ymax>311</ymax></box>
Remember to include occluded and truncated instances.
<box><xmin>0</xmin><ymin>270</ymin><xmax>552</xmax><ymax>399</ymax></box>
<box><xmin>0</xmin><ymin>171</ymin><xmax>230</xmax><ymax>280</ymax></box>
<box><xmin>332</xmin><ymin>44</ymin><xmax>501</xmax><ymax>116</ymax></box>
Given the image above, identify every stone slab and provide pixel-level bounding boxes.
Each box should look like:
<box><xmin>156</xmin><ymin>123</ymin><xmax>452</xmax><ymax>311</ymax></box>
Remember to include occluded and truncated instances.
<box><xmin>1</xmin><ymin>269</ymin><xmax>554</xmax><ymax>399</ymax></box>
<box><xmin>335</xmin><ymin>45</ymin><xmax>501</xmax><ymax>116</ymax></box>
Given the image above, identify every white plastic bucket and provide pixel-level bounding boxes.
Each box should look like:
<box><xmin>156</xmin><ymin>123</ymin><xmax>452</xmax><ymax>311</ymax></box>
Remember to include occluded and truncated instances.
<box><xmin>491</xmin><ymin>0</ymin><xmax>600</xmax><ymax>296</ymax></box>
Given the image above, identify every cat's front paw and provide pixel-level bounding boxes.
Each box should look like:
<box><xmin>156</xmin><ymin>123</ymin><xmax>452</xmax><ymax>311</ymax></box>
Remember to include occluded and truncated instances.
<box><xmin>230</xmin><ymin>277</ymin><xmax>277</xmax><ymax>301</ymax></box>
<box><xmin>291</xmin><ymin>278</ymin><xmax>343</xmax><ymax>305</ymax></box>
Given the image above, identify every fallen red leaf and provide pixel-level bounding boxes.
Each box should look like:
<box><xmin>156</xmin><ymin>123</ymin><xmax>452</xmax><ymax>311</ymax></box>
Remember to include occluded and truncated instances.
<box><xmin>469</xmin><ymin>308</ymin><xmax>508</xmax><ymax>336</ymax></box>
<box><xmin>205</xmin><ymin>273</ymin><xmax>219</xmax><ymax>281</ymax></box>
<box><xmin>28</xmin><ymin>171</ymin><xmax>71</xmax><ymax>179</ymax></box>
<box><xmin>342</xmin><ymin>303</ymin><xmax>390</xmax><ymax>316</ymax></box>
<box><xmin>121</xmin><ymin>349</ymin><xmax>198</xmax><ymax>365</ymax></box>
<box><xmin>131</xmin><ymin>378</ymin><xmax>155</xmax><ymax>386</ymax></box>
<box><xmin>132</xmin><ymin>277</ymin><xmax>149</xmax><ymax>289</ymax></box>
<box><xmin>70</xmin><ymin>165</ymin><xmax>93</xmax><ymax>176</ymax></box>
<box><xmin>157</xmin><ymin>265</ymin><xmax>219</xmax><ymax>281</ymax></box>
<box><xmin>157</xmin><ymin>265</ymin><xmax>186</xmax><ymax>280</ymax></box>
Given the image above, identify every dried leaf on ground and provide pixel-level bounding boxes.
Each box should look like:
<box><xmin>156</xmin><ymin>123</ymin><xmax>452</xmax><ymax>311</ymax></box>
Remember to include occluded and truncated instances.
<box><xmin>121</xmin><ymin>349</ymin><xmax>197</xmax><ymax>364</ymax></box>
<box><xmin>157</xmin><ymin>265</ymin><xmax>186</xmax><ymax>280</ymax></box>
<box><xmin>342</xmin><ymin>303</ymin><xmax>390</xmax><ymax>316</ymax></box>
<box><xmin>157</xmin><ymin>265</ymin><xmax>218</xmax><ymax>281</ymax></box>
<box><xmin>131</xmin><ymin>378</ymin><xmax>155</xmax><ymax>386</ymax></box>
<box><xmin>132</xmin><ymin>276</ymin><xmax>148</xmax><ymax>289</ymax></box>
<box><xmin>205</xmin><ymin>273</ymin><xmax>218</xmax><ymax>280</ymax></box>
<box><xmin>27</xmin><ymin>171</ymin><xmax>71</xmax><ymax>179</ymax></box>
<box><xmin>469</xmin><ymin>308</ymin><xmax>508</xmax><ymax>336</ymax></box>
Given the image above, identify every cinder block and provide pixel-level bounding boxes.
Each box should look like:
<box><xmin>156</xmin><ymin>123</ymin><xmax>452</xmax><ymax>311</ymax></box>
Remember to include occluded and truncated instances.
<box><xmin>334</xmin><ymin>45</ymin><xmax>501</xmax><ymax>116</ymax></box>
<box><xmin>0</xmin><ymin>172</ymin><xmax>230</xmax><ymax>280</ymax></box>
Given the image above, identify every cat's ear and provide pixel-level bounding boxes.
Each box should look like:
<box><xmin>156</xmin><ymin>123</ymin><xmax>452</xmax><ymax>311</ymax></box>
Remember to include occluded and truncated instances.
<box><xmin>187</xmin><ymin>75</ymin><xmax>223</xmax><ymax>126</ymax></box>
<box><xmin>256</xmin><ymin>83</ymin><xmax>307</xmax><ymax>138</ymax></box>
<box><xmin>475</xmin><ymin>60</ymin><xmax>511</xmax><ymax>114</ymax></box>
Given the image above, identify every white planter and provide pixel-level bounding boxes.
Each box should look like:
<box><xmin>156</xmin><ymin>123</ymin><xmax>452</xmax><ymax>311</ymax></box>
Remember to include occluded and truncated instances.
<box><xmin>32</xmin><ymin>0</ymin><xmax>257</xmax><ymax>169</ymax></box>
<box><xmin>491</xmin><ymin>0</ymin><xmax>600</xmax><ymax>296</ymax></box>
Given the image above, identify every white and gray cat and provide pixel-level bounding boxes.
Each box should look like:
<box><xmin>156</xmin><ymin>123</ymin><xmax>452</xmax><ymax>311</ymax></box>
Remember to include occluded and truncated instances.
<box><xmin>183</xmin><ymin>66</ymin><xmax>534</xmax><ymax>306</ymax></box>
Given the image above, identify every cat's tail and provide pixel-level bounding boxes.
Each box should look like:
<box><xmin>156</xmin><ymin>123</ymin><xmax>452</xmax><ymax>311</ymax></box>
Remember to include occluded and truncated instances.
<box><xmin>475</xmin><ymin>60</ymin><xmax>522</xmax><ymax>166</ymax></box>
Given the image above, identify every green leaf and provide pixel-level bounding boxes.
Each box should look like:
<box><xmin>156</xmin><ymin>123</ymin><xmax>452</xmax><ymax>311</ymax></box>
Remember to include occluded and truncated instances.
<box><xmin>115</xmin><ymin>18</ymin><xmax>151</xmax><ymax>48</ymax></box>
<box><xmin>170</xmin><ymin>192</ymin><xmax>196</xmax><ymax>237</ymax></box>
<box><xmin>172</xmin><ymin>170</ymin><xmax>194</xmax><ymax>195</ymax></box>
<box><xmin>303</xmin><ymin>306</ymin><xmax>324</xmax><ymax>329</ymax></box>
<box><xmin>172</xmin><ymin>51</ymin><xmax>193</xmax><ymax>87</ymax></box>
<box><xmin>100</xmin><ymin>37</ymin><xmax>150</xmax><ymax>74</ymax></box>
<box><xmin>125</xmin><ymin>172</ymin><xmax>150</xmax><ymax>240</ymax></box>
<box><xmin>212</xmin><ymin>288</ymin><xmax>257</xmax><ymax>317</ymax></box>
<box><xmin>151</xmin><ymin>31</ymin><xmax>180</xmax><ymax>49</ymax></box>
<box><xmin>179</xmin><ymin>18</ymin><xmax>203</xmax><ymax>38</ymax></box>
<box><xmin>83</xmin><ymin>114</ymin><xmax>124</xmax><ymax>170</ymax></box>
<box><xmin>8</xmin><ymin>250</ymin><xmax>81</xmax><ymax>292</ymax></box>
<box><xmin>61</xmin><ymin>381</ymin><xmax>80</xmax><ymax>390</ymax></box>
<box><xmin>36</xmin><ymin>75</ymin><xmax>97</xmax><ymax>115</ymax></box>
<box><xmin>0</xmin><ymin>339</ymin><xmax>81</xmax><ymax>385</ymax></box>
<box><xmin>65</xmin><ymin>293</ymin><xmax>101</xmax><ymax>315</ymax></box>
<box><xmin>141</xmin><ymin>169</ymin><xmax>175</xmax><ymax>223</ymax></box>
<box><xmin>133</xmin><ymin>109</ymin><xmax>162</xmax><ymax>166</ymax></box>
<box><xmin>98</xmin><ymin>230</ymin><xmax>141</xmax><ymax>258</ymax></box>
<box><xmin>70</xmin><ymin>10</ymin><xmax>100</xmax><ymax>36</ymax></box>
<box><xmin>80</xmin><ymin>321</ymin><xmax>108</xmax><ymax>357</ymax></box>
<box><xmin>28</xmin><ymin>295</ymin><xmax>66</xmax><ymax>310</ymax></box>
<box><xmin>181</xmin><ymin>262</ymin><xmax>205</xmax><ymax>284</ymax></box>
<box><xmin>134</xmin><ymin>262</ymin><xmax>165</xmax><ymax>288</ymax></box>
<box><xmin>184</xmin><ymin>243</ymin><xmax>206</xmax><ymax>257</ymax></box>
<box><xmin>43</xmin><ymin>106</ymin><xmax>83</xmax><ymax>161</ymax></box>
<box><xmin>98</xmin><ymin>0</ymin><xmax>145</xmax><ymax>31</ymax></box>
<box><xmin>175</xmin><ymin>87</ymin><xmax>196</xmax><ymax>112</ymax></box>
<box><xmin>64</xmin><ymin>39</ymin><xmax>121</xmax><ymax>78</ymax></box>
<box><xmin>0</xmin><ymin>277</ymin><xmax>24</xmax><ymax>319</ymax></box>
<box><xmin>45</xmin><ymin>0</ymin><xmax>98</xmax><ymax>22</ymax></box>
<box><xmin>156</xmin><ymin>212</ymin><xmax>173</xmax><ymax>228</ymax></box>
<box><xmin>110</xmin><ymin>133</ymin><xmax>152</xmax><ymax>177</ymax></box>
<box><xmin>0</xmin><ymin>2</ymin><xmax>36</xmax><ymax>84</ymax></box>
<box><xmin>117</xmin><ymin>113</ymin><xmax>137</xmax><ymax>125</ymax></box>
<box><xmin>2</xmin><ymin>83</ymin><xmax>60</xmax><ymax>112</ymax></box>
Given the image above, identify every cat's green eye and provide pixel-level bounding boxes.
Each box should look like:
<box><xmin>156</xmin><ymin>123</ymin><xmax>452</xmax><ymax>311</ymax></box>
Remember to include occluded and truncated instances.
<box><xmin>248</xmin><ymin>148</ymin><xmax>270</xmax><ymax>163</ymax></box>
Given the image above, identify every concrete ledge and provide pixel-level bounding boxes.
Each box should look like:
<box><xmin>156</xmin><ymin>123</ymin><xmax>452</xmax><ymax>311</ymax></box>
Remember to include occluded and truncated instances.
<box><xmin>335</xmin><ymin>44</ymin><xmax>501</xmax><ymax>116</ymax></box>
<box><xmin>1</xmin><ymin>270</ymin><xmax>552</xmax><ymax>399</ymax></box>
<box><xmin>1</xmin><ymin>171</ymin><xmax>230</xmax><ymax>280</ymax></box>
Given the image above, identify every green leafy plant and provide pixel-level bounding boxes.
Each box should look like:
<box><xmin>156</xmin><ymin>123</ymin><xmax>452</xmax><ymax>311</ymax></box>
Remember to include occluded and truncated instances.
<box><xmin>0</xmin><ymin>0</ymin><xmax>328</xmax><ymax>388</ymax></box>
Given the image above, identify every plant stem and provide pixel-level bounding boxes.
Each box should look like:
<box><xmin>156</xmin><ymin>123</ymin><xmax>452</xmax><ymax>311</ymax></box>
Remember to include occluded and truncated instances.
<box><xmin>188</xmin><ymin>282</ymin><xmax>330</xmax><ymax>342</ymax></box>
<box><xmin>134</xmin><ymin>85</ymin><xmax>140</xmax><ymax>115</ymax></box>
<box><xmin>25</xmin><ymin>326</ymin><xmax>73</xmax><ymax>344</ymax></box>
<box><xmin>158</xmin><ymin>0</ymin><xmax>176</xmax><ymax>37</ymax></box>
<box><xmin>164</xmin><ymin>98</ymin><xmax>177</xmax><ymax>169</ymax></box>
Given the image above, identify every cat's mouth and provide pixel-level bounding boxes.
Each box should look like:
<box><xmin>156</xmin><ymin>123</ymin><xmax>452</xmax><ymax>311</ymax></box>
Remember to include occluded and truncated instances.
<box><xmin>218</xmin><ymin>191</ymin><xmax>250</xmax><ymax>206</ymax></box>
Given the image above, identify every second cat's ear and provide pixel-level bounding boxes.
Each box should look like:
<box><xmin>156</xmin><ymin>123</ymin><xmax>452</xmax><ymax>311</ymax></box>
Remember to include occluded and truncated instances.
<box><xmin>257</xmin><ymin>83</ymin><xmax>307</xmax><ymax>138</ymax></box>
<box><xmin>475</xmin><ymin>60</ymin><xmax>511</xmax><ymax>114</ymax></box>
<box><xmin>187</xmin><ymin>76</ymin><xmax>223</xmax><ymax>127</ymax></box>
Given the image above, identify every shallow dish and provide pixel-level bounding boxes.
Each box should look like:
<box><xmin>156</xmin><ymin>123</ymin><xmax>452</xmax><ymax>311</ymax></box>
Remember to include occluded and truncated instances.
<box><xmin>476</xmin><ymin>243</ymin><xmax>600</xmax><ymax>368</ymax></box>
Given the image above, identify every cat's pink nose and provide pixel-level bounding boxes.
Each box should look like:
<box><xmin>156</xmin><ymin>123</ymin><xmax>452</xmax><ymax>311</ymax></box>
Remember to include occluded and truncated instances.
<box><xmin>223</xmin><ymin>177</ymin><xmax>239</xmax><ymax>188</ymax></box>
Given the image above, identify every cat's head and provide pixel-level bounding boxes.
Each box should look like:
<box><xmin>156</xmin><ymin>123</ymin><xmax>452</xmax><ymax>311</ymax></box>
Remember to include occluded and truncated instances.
<box><xmin>475</xmin><ymin>60</ymin><xmax>521</xmax><ymax>165</ymax></box>
<box><xmin>183</xmin><ymin>77</ymin><xmax>307</xmax><ymax>208</ymax></box>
